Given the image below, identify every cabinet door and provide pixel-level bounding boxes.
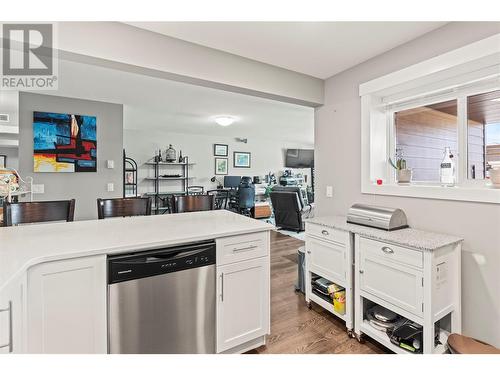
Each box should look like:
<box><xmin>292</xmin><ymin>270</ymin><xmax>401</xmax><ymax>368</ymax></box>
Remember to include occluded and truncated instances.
<box><xmin>0</xmin><ymin>279</ymin><xmax>25</xmax><ymax>354</ymax></box>
<box><xmin>27</xmin><ymin>255</ymin><xmax>107</xmax><ymax>353</ymax></box>
<box><xmin>360</xmin><ymin>252</ymin><xmax>423</xmax><ymax>316</ymax></box>
<box><xmin>306</xmin><ymin>236</ymin><xmax>346</xmax><ymax>283</ymax></box>
<box><xmin>216</xmin><ymin>256</ymin><xmax>270</xmax><ymax>353</ymax></box>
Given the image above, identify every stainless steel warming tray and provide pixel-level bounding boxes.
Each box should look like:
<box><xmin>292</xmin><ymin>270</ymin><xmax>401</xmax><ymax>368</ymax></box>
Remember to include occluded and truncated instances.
<box><xmin>346</xmin><ymin>203</ymin><xmax>408</xmax><ymax>231</ymax></box>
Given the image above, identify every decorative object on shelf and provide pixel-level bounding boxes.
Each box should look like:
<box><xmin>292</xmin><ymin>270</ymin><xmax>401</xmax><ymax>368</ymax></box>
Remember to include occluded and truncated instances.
<box><xmin>210</xmin><ymin>176</ymin><xmax>223</xmax><ymax>189</ymax></box>
<box><xmin>233</xmin><ymin>151</ymin><xmax>251</xmax><ymax>168</ymax></box>
<box><xmin>440</xmin><ymin>146</ymin><xmax>455</xmax><ymax>187</ymax></box>
<box><xmin>178</xmin><ymin>150</ymin><xmax>184</xmax><ymax>163</ymax></box>
<box><xmin>389</xmin><ymin>148</ymin><xmax>411</xmax><ymax>184</ymax></box>
<box><xmin>215</xmin><ymin>158</ymin><xmax>228</xmax><ymax>175</ymax></box>
<box><xmin>0</xmin><ymin>155</ymin><xmax>6</xmax><ymax>168</ymax></box>
<box><xmin>165</xmin><ymin>144</ymin><xmax>177</xmax><ymax>162</ymax></box>
<box><xmin>214</xmin><ymin>144</ymin><xmax>228</xmax><ymax>157</ymax></box>
<box><xmin>156</xmin><ymin>149</ymin><xmax>162</xmax><ymax>163</ymax></box>
<box><xmin>33</xmin><ymin>111</ymin><xmax>97</xmax><ymax>172</ymax></box>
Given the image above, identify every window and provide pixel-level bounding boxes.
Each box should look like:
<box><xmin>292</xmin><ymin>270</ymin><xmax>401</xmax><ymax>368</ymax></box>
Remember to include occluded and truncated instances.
<box><xmin>467</xmin><ymin>90</ymin><xmax>500</xmax><ymax>180</ymax></box>
<box><xmin>359</xmin><ymin>33</ymin><xmax>500</xmax><ymax>203</ymax></box>
<box><xmin>395</xmin><ymin>100</ymin><xmax>458</xmax><ymax>182</ymax></box>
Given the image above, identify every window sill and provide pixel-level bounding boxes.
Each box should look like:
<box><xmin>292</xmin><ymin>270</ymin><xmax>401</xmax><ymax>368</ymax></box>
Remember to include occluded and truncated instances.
<box><xmin>362</xmin><ymin>182</ymin><xmax>500</xmax><ymax>204</ymax></box>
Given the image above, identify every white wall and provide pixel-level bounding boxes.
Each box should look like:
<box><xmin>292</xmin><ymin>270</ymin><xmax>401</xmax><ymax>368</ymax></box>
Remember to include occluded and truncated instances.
<box><xmin>124</xmin><ymin>129</ymin><xmax>313</xmax><ymax>195</ymax></box>
<box><xmin>315</xmin><ymin>22</ymin><xmax>500</xmax><ymax>346</ymax></box>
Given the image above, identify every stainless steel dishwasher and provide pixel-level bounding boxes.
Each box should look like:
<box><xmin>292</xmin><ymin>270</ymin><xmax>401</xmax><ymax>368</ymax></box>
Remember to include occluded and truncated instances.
<box><xmin>107</xmin><ymin>240</ymin><xmax>216</xmax><ymax>354</ymax></box>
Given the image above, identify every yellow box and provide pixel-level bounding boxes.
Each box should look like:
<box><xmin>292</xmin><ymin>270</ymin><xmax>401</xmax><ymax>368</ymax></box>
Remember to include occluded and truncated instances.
<box><xmin>333</xmin><ymin>289</ymin><xmax>346</xmax><ymax>315</ymax></box>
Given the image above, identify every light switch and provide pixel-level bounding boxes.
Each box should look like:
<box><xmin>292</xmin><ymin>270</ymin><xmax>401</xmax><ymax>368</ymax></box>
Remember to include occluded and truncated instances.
<box><xmin>107</xmin><ymin>183</ymin><xmax>114</xmax><ymax>192</ymax></box>
<box><xmin>326</xmin><ymin>185</ymin><xmax>333</xmax><ymax>198</ymax></box>
<box><xmin>107</xmin><ymin>160</ymin><xmax>115</xmax><ymax>169</ymax></box>
<box><xmin>32</xmin><ymin>184</ymin><xmax>44</xmax><ymax>194</ymax></box>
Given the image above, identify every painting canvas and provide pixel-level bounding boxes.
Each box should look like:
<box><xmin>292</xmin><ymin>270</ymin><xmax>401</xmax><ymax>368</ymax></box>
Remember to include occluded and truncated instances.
<box><xmin>33</xmin><ymin>111</ymin><xmax>97</xmax><ymax>172</ymax></box>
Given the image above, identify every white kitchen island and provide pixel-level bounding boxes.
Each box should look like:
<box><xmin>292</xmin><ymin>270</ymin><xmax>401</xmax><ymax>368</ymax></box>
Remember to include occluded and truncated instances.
<box><xmin>0</xmin><ymin>210</ymin><xmax>273</xmax><ymax>354</ymax></box>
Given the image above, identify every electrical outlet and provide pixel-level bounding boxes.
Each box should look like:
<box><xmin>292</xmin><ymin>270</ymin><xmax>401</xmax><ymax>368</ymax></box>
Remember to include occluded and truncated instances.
<box><xmin>326</xmin><ymin>186</ymin><xmax>333</xmax><ymax>198</ymax></box>
<box><xmin>107</xmin><ymin>183</ymin><xmax>114</xmax><ymax>192</ymax></box>
<box><xmin>107</xmin><ymin>160</ymin><xmax>114</xmax><ymax>169</ymax></box>
<box><xmin>32</xmin><ymin>184</ymin><xmax>44</xmax><ymax>194</ymax></box>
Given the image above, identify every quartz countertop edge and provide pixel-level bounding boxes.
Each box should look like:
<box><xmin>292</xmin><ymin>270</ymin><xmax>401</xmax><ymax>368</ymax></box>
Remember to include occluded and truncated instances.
<box><xmin>0</xmin><ymin>210</ymin><xmax>274</xmax><ymax>291</ymax></box>
<box><xmin>306</xmin><ymin>215</ymin><xmax>463</xmax><ymax>251</ymax></box>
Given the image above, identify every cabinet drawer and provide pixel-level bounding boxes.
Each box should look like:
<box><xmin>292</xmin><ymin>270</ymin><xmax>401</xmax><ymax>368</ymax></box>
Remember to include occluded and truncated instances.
<box><xmin>306</xmin><ymin>223</ymin><xmax>348</xmax><ymax>245</ymax></box>
<box><xmin>306</xmin><ymin>236</ymin><xmax>346</xmax><ymax>283</ymax></box>
<box><xmin>359</xmin><ymin>237</ymin><xmax>423</xmax><ymax>268</ymax></box>
<box><xmin>216</xmin><ymin>232</ymin><xmax>269</xmax><ymax>266</ymax></box>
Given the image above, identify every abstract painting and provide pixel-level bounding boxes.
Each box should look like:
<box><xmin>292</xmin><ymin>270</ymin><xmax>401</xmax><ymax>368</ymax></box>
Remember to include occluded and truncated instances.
<box><xmin>33</xmin><ymin>111</ymin><xmax>97</xmax><ymax>172</ymax></box>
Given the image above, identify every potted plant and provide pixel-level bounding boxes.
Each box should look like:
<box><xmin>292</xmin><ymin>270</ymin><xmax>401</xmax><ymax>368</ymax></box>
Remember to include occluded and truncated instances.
<box><xmin>389</xmin><ymin>148</ymin><xmax>412</xmax><ymax>184</ymax></box>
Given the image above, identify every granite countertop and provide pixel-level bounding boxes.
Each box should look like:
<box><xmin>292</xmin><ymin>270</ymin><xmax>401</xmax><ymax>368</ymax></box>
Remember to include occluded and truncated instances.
<box><xmin>306</xmin><ymin>215</ymin><xmax>463</xmax><ymax>251</ymax></box>
<box><xmin>0</xmin><ymin>210</ymin><xmax>274</xmax><ymax>290</ymax></box>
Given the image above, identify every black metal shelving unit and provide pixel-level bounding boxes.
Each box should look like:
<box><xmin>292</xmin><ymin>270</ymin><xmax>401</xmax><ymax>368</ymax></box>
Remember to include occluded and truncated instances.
<box><xmin>144</xmin><ymin>156</ymin><xmax>195</xmax><ymax>214</ymax></box>
<box><xmin>123</xmin><ymin>150</ymin><xmax>138</xmax><ymax>198</ymax></box>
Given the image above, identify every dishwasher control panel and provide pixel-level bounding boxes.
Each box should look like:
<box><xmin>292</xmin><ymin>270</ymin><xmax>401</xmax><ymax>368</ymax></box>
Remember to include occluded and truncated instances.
<box><xmin>108</xmin><ymin>240</ymin><xmax>216</xmax><ymax>284</ymax></box>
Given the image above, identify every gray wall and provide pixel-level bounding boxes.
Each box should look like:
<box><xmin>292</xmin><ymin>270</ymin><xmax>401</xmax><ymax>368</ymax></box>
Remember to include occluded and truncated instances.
<box><xmin>19</xmin><ymin>92</ymin><xmax>123</xmax><ymax>220</ymax></box>
<box><xmin>315</xmin><ymin>22</ymin><xmax>500</xmax><ymax>346</ymax></box>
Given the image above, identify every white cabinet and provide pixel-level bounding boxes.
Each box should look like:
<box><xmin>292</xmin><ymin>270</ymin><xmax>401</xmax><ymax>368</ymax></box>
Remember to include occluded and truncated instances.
<box><xmin>355</xmin><ymin>235</ymin><xmax>462</xmax><ymax>354</ymax></box>
<box><xmin>304</xmin><ymin>223</ymin><xmax>354</xmax><ymax>333</ymax></box>
<box><xmin>0</xmin><ymin>279</ymin><xmax>24</xmax><ymax>354</ymax></box>
<box><xmin>215</xmin><ymin>231</ymin><xmax>271</xmax><ymax>354</ymax></box>
<box><xmin>359</xmin><ymin>240</ymin><xmax>424</xmax><ymax>316</ymax></box>
<box><xmin>26</xmin><ymin>255</ymin><xmax>107</xmax><ymax>353</ymax></box>
<box><xmin>216</xmin><ymin>256</ymin><xmax>270</xmax><ymax>353</ymax></box>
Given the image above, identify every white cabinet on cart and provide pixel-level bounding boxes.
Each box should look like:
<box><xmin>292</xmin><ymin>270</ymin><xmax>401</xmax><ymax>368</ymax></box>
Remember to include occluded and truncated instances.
<box><xmin>305</xmin><ymin>223</ymin><xmax>354</xmax><ymax>336</ymax></box>
<box><xmin>354</xmin><ymin>235</ymin><xmax>461</xmax><ymax>354</ymax></box>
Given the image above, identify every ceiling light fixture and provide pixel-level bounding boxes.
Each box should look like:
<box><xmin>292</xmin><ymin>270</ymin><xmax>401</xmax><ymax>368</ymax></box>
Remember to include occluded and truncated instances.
<box><xmin>214</xmin><ymin>116</ymin><xmax>236</xmax><ymax>127</ymax></box>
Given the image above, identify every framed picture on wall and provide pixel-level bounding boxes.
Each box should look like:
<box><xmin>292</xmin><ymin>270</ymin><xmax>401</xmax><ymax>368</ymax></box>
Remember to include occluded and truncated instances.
<box><xmin>214</xmin><ymin>144</ymin><xmax>228</xmax><ymax>157</ymax></box>
<box><xmin>0</xmin><ymin>155</ymin><xmax>6</xmax><ymax>168</ymax></box>
<box><xmin>233</xmin><ymin>151</ymin><xmax>251</xmax><ymax>168</ymax></box>
<box><xmin>215</xmin><ymin>158</ymin><xmax>228</xmax><ymax>175</ymax></box>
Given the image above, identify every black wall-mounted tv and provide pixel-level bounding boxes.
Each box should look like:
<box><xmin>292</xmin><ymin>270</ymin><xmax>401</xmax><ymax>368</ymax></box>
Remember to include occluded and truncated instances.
<box><xmin>285</xmin><ymin>149</ymin><xmax>314</xmax><ymax>168</ymax></box>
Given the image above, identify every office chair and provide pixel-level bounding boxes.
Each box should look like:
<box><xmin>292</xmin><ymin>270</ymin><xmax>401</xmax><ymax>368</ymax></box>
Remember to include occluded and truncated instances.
<box><xmin>237</xmin><ymin>176</ymin><xmax>255</xmax><ymax>217</ymax></box>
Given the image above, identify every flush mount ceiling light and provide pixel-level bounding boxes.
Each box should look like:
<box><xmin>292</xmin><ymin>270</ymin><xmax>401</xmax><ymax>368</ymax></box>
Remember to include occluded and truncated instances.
<box><xmin>214</xmin><ymin>116</ymin><xmax>236</xmax><ymax>127</ymax></box>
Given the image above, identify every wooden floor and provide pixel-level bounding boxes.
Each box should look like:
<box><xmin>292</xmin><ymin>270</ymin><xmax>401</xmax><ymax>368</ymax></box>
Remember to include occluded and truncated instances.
<box><xmin>248</xmin><ymin>231</ymin><xmax>386</xmax><ymax>354</ymax></box>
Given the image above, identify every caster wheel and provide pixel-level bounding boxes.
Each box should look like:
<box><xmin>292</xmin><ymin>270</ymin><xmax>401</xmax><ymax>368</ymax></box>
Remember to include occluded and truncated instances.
<box><xmin>356</xmin><ymin>334</ymin><xmax>365</xmax><ymax>344</ymax></box>
<box><xmin>307</xmin><ymin>302</ymin><xmax>312</xmax><ymax>310</ymax></box>
<box><xmin>347</xmin><ymin>330</ymin><xmax>355</xmax><ymax>339</ymax></box>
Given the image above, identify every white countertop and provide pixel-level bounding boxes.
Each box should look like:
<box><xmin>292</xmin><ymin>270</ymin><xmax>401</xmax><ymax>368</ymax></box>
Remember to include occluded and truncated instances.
<box><xmin>0</xmin><ymin>210</ymin><xmax>274</xmax><ymax>290</ymax></box>
<box><xmin>306</xmin><ymin>215</ymin><xmax>463</xmax><ymax>251</ymax></box>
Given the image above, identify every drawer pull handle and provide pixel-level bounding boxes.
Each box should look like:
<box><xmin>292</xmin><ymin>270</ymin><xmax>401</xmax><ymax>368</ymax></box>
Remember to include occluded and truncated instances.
<box><xmin>0</xmin><ymin>301</ymin><xmax>13</xmax><ymax>352</ymax></box>
<box><xmin>307</xmin><ymin>250</ymin><xmax>311</xmax><ymax>254</ymax></box>
<box><xmin>381</xmin><ymin>246</ymin><xmax>394</xmax><ymax>254</ymax></box>
<box><xmin>233</xmin><ymin>244</ymin><xmax>258</xmax><ymax>252</ymax></box>
<box><xmin>321</xmin><ymin>230</ymin><xmax>329</xmax><ymax>236</ymax></box>
<box><xmin>359</xmin><ymin>270</ymin><xmax>364</xmax><ymax>274</ymax></box>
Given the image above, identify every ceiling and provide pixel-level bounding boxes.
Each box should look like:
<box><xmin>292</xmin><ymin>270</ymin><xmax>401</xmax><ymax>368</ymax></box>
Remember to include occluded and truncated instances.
<box><xmin>35</xmin><ymin>59</ymin><xmax>314</xmax><ymax>145</ymax></box>
<box><xmin>126</xmin><ymin>22</ymin><xmax>448</xmax><ymax>79</ymax></box>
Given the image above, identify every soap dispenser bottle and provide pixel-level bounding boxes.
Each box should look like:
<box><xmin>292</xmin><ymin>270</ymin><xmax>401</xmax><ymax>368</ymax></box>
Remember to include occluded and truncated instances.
<box><xmin>440</xmin><ymin>147</ymin><xmax>455</xmax><ymax>186</ymax></box>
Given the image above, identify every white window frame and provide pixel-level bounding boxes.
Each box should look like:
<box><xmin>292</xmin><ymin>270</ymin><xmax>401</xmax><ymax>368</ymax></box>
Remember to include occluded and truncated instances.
<box><xmin>360</xmin><ymin>33</ymin><xmax>500</xmax><ymax>204</ymax></box>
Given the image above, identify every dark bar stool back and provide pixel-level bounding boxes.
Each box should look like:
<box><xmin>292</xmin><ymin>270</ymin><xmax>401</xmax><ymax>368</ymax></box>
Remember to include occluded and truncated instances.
<box><xmin>97</xmin><ymin>197</ymin><xmax>152</xmax><ymax>219</ymax></box>
<box><xmin>171</xmin><ymin>194</ymin><xmax>215</xmax><ymax>213</ymax></box>
<box><xmin>2</xmin><ymin>199</ymin><xmax>76</xmax><ymax>226</ymax></box>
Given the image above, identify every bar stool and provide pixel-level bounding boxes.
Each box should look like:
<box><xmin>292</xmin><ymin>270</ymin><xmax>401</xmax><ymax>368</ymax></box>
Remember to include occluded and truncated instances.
<box><xmin>2</xmin><ymin>199</ymin><xmax>75</xmax><ymax>226</ymax></box>
<box><xmin>97</xmin><ymin>197</ymin><xmax>152</xmax><ymax>219</ymax></box>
